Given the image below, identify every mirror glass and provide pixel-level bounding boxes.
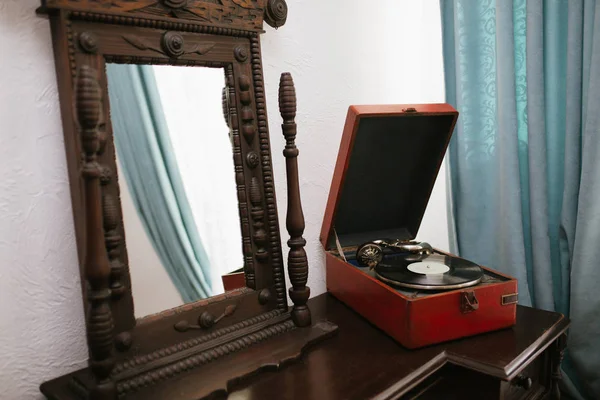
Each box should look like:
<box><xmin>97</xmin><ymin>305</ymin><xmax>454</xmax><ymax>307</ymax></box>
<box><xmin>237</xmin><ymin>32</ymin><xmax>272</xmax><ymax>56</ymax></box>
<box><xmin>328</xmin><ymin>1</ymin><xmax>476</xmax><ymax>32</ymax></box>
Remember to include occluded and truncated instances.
<box><xmin>106</xmin><ymin>64</ymin><xmax>244</xmax><ymax>318</ymax></box>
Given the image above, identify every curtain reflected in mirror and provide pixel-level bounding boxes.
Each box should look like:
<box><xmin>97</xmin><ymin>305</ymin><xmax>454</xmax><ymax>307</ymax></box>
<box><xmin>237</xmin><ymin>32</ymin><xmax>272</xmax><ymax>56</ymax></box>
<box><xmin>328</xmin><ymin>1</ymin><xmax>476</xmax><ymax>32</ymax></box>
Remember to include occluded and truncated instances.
<box><xmin>106</xmin><ymin>64</ymin><xmax>244</xmax><ymax>318</ymax></box>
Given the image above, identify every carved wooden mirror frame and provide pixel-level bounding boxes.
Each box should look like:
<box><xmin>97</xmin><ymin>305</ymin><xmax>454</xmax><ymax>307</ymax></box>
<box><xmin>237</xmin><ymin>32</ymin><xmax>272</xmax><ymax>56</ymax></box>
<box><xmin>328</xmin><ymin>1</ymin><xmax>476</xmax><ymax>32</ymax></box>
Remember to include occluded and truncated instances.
<box><xmin>37</xmin><ymin>1</ymin><xmax>337</xmax><ymax>399</ymax></box>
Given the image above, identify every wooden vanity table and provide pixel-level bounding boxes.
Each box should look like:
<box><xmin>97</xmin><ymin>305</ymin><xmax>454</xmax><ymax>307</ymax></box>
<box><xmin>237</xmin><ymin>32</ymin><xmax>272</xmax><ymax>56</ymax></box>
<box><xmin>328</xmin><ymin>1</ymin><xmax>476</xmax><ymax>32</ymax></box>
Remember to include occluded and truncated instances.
<box><xmin>228</xmin><ymin>294</ymin><xmax>569</xmax><ymax>400</ymax></box>
<box><xmin>43</xmin><ymin>293</ymin><xmax>568</xmax><ymax>399</ymax></box>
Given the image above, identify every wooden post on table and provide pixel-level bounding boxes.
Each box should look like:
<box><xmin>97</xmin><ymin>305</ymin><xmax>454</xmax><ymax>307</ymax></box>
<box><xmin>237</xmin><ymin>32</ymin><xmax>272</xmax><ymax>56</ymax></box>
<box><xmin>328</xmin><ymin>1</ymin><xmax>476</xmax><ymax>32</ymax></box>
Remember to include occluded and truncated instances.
<box><xmin>278</xmin><ymin>72</ymin><xmax>311</xmax><ymax>327</ymax></box>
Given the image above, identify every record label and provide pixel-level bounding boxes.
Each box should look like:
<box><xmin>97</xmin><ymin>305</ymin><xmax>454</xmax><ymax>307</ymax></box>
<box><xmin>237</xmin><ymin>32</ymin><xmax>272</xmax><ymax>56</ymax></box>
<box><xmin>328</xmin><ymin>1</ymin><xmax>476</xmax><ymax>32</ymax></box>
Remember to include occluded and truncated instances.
<box><xmin>407</xmin><ymin>261</ymin><xmax>450</xmax><ymax>275</ymax></box>
<box><xmin>375</xmin><ymin>253</ymin><xmax>483</xmax><ymax>290</ymax></box>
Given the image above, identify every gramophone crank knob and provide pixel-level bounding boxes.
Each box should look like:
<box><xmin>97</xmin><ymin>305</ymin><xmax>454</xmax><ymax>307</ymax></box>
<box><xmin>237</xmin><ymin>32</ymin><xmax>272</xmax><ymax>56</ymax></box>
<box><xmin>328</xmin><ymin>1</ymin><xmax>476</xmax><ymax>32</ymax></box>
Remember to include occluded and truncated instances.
<box><xmin>356</xmin><ymin>242</ymin><xmax>384</xmax><ymax>269</ymax></box>
<box><xmin>356</xmin><ymin>239</ymin><xmax>433</xmax><ymax>269</ymax></box>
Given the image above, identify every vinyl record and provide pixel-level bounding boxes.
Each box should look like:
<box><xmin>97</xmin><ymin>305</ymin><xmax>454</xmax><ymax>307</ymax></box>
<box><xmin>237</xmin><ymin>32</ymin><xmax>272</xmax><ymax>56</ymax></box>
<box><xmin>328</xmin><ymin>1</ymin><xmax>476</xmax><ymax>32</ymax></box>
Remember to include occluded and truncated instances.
<box><xmin>374</xmin><ymin>253</ymin><xmax>483</xmax><ymax>290</ymax></box>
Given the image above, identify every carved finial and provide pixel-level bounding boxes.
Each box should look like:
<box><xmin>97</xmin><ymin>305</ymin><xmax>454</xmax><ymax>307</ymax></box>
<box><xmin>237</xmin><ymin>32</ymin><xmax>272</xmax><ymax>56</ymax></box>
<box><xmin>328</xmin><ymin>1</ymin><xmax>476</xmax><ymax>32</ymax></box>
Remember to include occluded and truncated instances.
<box><xmin>278</xmin><ymin>72</ymin><xmax>296</xmax><ymax>121</ymax></box>
<box><xmin>264</xmin><ymin>0</ymin><xmax>288</xmax><ymax>28</ymax></box>
<box><xmin>278</xmin><ymin>72</ymin><xmax>311</xmax><ymax>327</ymax></box>
<box><xmin>279</xmin><ymin>73</ymin><xmax>299</xmax><ymax>160</ymax></box>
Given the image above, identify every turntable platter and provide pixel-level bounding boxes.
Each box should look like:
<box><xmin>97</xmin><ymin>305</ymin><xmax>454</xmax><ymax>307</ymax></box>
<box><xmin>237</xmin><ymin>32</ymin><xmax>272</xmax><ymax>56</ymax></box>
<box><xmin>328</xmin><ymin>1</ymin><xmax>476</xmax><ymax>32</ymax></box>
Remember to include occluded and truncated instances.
<box><xmin>374</xmin><ymin>253</ymin><xmax>483</xmax><ymax>290</ymax></box>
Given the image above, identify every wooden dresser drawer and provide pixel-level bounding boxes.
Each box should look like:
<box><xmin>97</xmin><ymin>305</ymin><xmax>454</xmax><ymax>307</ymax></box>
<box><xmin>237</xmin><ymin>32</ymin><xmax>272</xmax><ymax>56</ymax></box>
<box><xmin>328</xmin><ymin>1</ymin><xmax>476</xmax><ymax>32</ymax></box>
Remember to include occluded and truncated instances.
<box><xmin>402</xmin><ymin>348</ymin><xmax>553</xmax><ymax>400</ymax></box>
<box><xmin>501</xmin><ymin>349</ymin><xmax>551</xmax><ymax>399</ymax></box>
<box><xmin>402</xmin><ymin>364</ymin><xmax>501</xmax><ymax>399</ymax></box>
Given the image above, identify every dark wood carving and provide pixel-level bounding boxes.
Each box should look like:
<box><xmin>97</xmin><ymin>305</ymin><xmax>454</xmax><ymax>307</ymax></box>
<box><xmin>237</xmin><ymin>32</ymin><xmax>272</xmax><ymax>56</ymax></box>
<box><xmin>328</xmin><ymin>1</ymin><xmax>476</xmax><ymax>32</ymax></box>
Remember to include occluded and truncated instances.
<box><xmin>38</xmin><ymin>1</ymin><xmax>338</xmax><ymax>398</ymax></box>
<box><xmin>238</xmin><ymin>75</ymin><xmax>257</xmax><ymax>145</ymax></box>
<box><xmin>234</xmin><ymin>45</ymin><xmax>249</xmax><ymax>62</ymax></box>
<box><xmin>226</xmin><ymin>64</ymin><xmax>256</xmax><ymax>290</ymax></box>
<box><xmin>100</xmin><ymin>167</ymin><xmax>126</xmax><ymax>300</ymax></box>
<box><xmin>258</xmin><ymin>288</ymin><xmax>271</xmax><ymax>305</ymax></box>
<box><xmin>250</xmin><ymin>177</ymin><xmax>269</xmax><ymax>263</ymax></box>
<box><xmin>42</xmin><ymin>0</ymin><xmax>269</xmax><ymax>31</ymax></box>
<box><xmin>264</xmin><ymin>0</ymin><xmax>288</xmax><ymax>28</ymax></box>
<box><xmin>173</xmin><ymin>304</ymin><xmax>238</xmax><ymax>332</ymax></box>
<box><xmin>66</xmin><ymin>21</ymin><xmax>78</xmax><ymax>80</ymax></box>
<box><xmin>116</xmin><ymin>319</ymin><xmax>297</xmax><ymax>396</ymax></box>
<box><xmin>246</xmin><ymin>151</ymin><xmax>260</xmax><ymax>169</ymax></box>
<box><xmin>97</xmin><ymin>121</ymin><xmax>127</xmax><ymax>302</ymax></box>
<box><xmin>279</xmin><ymin>72</ymin><xmax>311</xmax><ymax>327</ymax></box>
<box><xmin>77</xmin><ymin>64</ymin><xmax>116</xmax><ymax>399</ymax></box>
<box><xmin>111</xmin><ymin>308</ymin><xmax>283</xmax><ymax>377</ymax></box>
<box><xmin>250</xmin><ymin>34</ymin><xmax>287</xmax><ymax>312</ymax></box>
<box><xmin>121</xmin><ymin>33</ymin><xmax>215</xmax><ymax>58</ymax></box>
<box><xmin>78</xmin><ymin>31</ymin><xmax>99</xmax><ymax>53</ymax></box>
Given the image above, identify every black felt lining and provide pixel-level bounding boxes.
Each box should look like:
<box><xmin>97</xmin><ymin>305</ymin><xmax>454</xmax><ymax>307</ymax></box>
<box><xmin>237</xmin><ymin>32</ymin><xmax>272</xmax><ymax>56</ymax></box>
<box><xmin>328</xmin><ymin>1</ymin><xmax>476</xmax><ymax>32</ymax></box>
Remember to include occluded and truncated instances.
<box><xmin>333</xmin><ymin>114</ymin><xmax>455</xmax><ymax>248</ymax></box>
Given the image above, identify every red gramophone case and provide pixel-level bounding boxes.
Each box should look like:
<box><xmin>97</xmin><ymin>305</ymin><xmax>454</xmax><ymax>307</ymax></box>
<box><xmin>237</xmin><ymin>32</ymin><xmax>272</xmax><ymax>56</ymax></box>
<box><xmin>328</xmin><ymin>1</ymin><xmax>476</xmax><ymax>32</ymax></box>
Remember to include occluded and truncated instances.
<box><xmin>320</xmin><ymin>104</ymin><xmax>518</xmax><ymax>349</ymax></box>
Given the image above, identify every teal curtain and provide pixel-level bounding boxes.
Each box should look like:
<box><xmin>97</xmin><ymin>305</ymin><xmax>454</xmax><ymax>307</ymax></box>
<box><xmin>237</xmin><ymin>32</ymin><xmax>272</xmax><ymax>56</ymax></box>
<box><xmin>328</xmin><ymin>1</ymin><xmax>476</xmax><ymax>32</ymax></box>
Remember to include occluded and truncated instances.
<box><xmin>106</xmin><ymin>64</ymin><xmax>212</xmax><ymax>303</ymax></box>
<box><xmin>441</xmin><ymin>0</ymin><xmax>600</xmax><ymax>398</ymax></box>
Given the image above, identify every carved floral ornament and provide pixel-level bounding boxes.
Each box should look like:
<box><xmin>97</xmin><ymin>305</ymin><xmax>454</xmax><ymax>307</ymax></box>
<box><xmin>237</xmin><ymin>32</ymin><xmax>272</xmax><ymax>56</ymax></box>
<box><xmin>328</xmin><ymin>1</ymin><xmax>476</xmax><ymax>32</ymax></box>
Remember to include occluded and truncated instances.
<box><xmin>162</xmin><ymin>31</ymin><xmax>185</xmax><ymax>57</ymax></box>
<box><xmin>161</xmin><ymin>0</ymin><xmax>188</xmax><ymax>9</ymax></box>
<box><xmin>121</xmin><ymin>32</ymin><xmax>215</xmax><ymax>59</ymax></box>
<box><xmin>78</xmin><ymin>32</ymin><xmax>98</xmax><ymax>54</ymax></box>
<box><xmin>41</xmin><ymin>0</ymin><xmax>288</xmax><ymax>31</ymax></box>
<box><xmin>246</xmin><ymin>151</ymin><xmax>260</xmax><ymax>168</ymax></box>
<box><xmin>234</xmin><ymin>46</ymin><xmax>249</xmax><ymax>62</ymax></box>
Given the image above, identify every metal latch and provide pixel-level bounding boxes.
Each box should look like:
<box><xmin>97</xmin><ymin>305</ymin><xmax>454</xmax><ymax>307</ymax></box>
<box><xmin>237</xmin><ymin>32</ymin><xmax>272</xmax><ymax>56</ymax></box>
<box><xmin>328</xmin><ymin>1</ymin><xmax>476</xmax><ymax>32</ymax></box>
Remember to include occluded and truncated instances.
<box><xmin>460</xmin><ymin>291</ymin><xmax>479</xmax><ymax>313</ymax></box>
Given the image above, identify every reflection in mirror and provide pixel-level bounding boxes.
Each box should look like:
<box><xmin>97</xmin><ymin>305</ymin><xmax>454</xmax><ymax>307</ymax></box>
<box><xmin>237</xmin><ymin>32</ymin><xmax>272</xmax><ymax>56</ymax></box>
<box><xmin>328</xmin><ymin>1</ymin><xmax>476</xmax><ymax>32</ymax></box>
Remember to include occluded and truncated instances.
<box><xmin>106</xmin><ymin>64</ymin><xmax>244</xmax><ymax>318</ymax></box>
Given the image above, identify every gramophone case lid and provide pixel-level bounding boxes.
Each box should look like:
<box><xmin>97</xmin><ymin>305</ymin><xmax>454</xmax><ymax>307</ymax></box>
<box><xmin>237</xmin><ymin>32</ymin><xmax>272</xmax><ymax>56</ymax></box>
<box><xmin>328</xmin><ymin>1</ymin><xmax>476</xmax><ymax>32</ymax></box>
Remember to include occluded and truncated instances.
<box><xmin>320</xmin><ymin>104</ymin><xmax>458</xmax><ymax>250</ymax></box>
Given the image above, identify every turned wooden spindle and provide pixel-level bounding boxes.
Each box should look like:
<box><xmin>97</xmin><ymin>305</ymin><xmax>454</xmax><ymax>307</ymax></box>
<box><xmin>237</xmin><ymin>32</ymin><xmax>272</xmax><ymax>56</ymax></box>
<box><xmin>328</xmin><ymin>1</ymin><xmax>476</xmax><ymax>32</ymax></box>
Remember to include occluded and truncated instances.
<box><xmin>100</xmin><ymin>167</ymin><xmax>126</xmax><ymax>300</ymax></box>
<box><xmin>77</xmin><ymin>65</ymin><xmax>116</xmax><ymax>399</ymax></box>
<box><xmin>279</xmin><ymin>73</ymin><xmax>311</xmax><ymax>327</ymax></box>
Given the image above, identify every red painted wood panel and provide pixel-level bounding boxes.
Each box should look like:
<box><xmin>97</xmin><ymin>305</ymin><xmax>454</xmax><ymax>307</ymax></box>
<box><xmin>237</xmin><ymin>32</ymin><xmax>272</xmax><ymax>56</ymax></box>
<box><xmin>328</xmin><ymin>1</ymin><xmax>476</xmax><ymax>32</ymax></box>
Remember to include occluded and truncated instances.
<box><xmin>326</xmin><ymin>253</ymin><xmax>517</xmax><ymax>348</ymax></box>
<box><xmin>222</xmin><ymin>271</ymin><xmax>246</xmax><ymax>292</ymax></box>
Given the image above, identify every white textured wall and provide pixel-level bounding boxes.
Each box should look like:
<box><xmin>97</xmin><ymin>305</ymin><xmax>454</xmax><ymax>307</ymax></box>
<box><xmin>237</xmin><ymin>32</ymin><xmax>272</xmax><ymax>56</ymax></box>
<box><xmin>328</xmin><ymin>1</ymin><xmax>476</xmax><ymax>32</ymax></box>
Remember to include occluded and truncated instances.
<box><xmin>0</xmin><ymin>0</ymin><xmax>446</xmax><ymax>398</ymax></box>
<box><xmin>0</xmin><ymin>1</ymin><xmax>88</xmax><ymax>399</ymax></box>
<box><xmin>261</xmin><ymin>0</ymin><xmax>448</xmax><ymax>296</ymax></box>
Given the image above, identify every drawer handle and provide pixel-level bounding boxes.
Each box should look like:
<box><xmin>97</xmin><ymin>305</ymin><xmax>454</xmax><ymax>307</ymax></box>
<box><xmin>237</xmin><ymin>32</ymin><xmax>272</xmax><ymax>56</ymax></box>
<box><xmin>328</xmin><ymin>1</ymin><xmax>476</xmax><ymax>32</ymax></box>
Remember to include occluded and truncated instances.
<box><xmin>513</xmin><ymin>374</ymin><xmax>533</xmax><ymax>390</ymax></box>
<box><xmin>460</xmin><ymin>291</ymin><xmax>479</xmax><ymax>313</ymax></box>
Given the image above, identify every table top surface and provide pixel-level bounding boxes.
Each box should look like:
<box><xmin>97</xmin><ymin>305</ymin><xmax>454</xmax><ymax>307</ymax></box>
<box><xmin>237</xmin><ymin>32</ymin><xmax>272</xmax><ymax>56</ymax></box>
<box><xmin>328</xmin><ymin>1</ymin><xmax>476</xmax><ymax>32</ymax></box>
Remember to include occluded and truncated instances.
<box><xmin>226</xmin><ymin>293</ymin><xmax>569</xmax><ymax>400</ymax></box>
<box><xmin>41</xmin><ymin>293</ymin><xmax>569</xmax><ymax>400</ymax></box>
